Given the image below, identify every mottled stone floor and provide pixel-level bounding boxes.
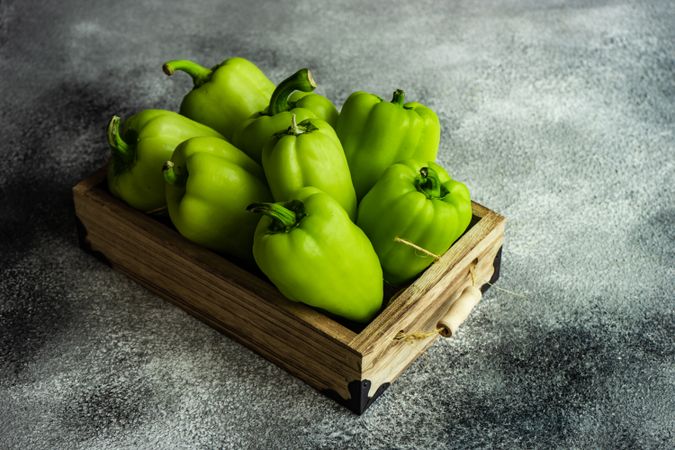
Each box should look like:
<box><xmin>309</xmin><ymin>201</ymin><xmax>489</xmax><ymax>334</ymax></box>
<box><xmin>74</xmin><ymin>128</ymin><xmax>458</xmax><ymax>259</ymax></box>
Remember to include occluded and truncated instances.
<box><xmin>1</xmin><ymin>0</ymin><xmax>673</xmax><ymax>448</ymax></box>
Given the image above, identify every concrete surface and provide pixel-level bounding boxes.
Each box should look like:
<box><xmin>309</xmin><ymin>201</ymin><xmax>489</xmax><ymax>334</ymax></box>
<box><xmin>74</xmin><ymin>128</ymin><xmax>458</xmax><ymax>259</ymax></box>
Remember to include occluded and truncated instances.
<box><xmin>1</xmin><ymin>0</ymin><xmax>673</xmax><ymax>448</ymax></box>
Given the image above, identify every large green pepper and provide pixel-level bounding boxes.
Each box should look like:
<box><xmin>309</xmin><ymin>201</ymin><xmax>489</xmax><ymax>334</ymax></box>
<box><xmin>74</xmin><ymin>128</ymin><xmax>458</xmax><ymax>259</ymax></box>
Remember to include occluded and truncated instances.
<box><xmin>262</xmin><ymin>115</ymin><xmax>357</xmax><ymax>220</ymax></box>
<box><xmin>163</xmin><ymin>57</ymin><xmax>275</xmax><ymax>140</ymax></box>
<box><xmin>357</xmin><ymin>160</ymin><xmax>472</xmax><ymax>285</ymax></box>
<box><xmin>248</xmin><ymin>187</ymin><xmax>383</xmax><ymax>323</ymax></box>
<box><xmin>106</xmin><ymin>110</ymin><xmax>223</xmax><ymax>212</ymax></box>
<box><xmin>232</xmin><ymin>68</ymin><xmax>338</xmax><ymax>162</ymax></box>
<box><xmin>162</xmin><ymin>136</ymin><xmax>271</xmax><ymax>261</ymax></box>
<box><xmin>335</xmin><ymin>89</ymin><xmax>441</xmax><ymax>200</ymax></box>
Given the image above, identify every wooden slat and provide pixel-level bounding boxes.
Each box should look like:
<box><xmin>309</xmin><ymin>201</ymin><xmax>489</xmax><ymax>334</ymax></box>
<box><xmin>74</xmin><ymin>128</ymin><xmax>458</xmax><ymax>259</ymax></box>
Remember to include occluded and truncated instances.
<box><xmin>470</xmin><ymin>200</ymin><xmax>492</xmax><ymax>219</ymax></box>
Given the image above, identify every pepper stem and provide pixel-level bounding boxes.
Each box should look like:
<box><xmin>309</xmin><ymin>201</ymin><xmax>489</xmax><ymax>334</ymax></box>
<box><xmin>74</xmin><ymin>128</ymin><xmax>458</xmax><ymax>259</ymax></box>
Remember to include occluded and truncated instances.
<box><xmin>280</xmin><ymin>114</ymin><xmax>318</xmax><ymax>137</ymax></box>
<box><xmin>268</xmin><ymin>68</ymin><xmax>316</xmax><ymax>115</ymax></box>
<box><xmin>247</xmin><ymin>200</ymin><xmax>305</xmax><ymax>232</ymax></box>
<box><xmin>107</xmin><ymin>115</ymin><xmax>133</xmax><ymax>166</ymax></box>
<box><xmin>391</xmin><ymin>89</ymin><xmax>405</xmax><ymax>106</ymax></box>
<box><xmin>290</xmin><ymin>114</ymin><xmax>300</xmax><ymax>135</ymax></box>
<box><xmin>162</xmin><ymin>60</ymin><xmax>213</xmax><ymax>87</ymax></box>
<box><xmin>162</xmin><ymin>161</ymin><xmax>187</xmax><ymax>186</ymax></box>
<box><xmin>416</xmin><ymin>167</ymin><xmax>445</xmax><ymax>199</ymax></box>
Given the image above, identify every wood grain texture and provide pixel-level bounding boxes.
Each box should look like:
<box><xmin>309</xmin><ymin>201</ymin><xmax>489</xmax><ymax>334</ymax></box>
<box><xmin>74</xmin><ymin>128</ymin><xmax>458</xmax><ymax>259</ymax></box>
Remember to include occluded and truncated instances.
<box><xmin>73</xmin><ymin>169</ymin><xmax>505</xmax><ymax>411</ymax></box>
<box><xmin>73</xmin><ymin>171</ymin><xmax>361</xmax><ymax>400</ymax></box>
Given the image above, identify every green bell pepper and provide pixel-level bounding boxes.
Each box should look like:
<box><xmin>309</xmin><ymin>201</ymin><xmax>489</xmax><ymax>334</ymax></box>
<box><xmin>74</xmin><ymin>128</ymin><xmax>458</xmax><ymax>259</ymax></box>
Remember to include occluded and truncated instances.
<box><xmin>248</xmin><ymin>187</ymin><xmax>383</xmax><ymax>323</ymax></box>
<box><xmin>162</xmin><ymin>57</ymin><xmax>275</xmax><ymax>140</ymax></box>
<box><xmin>335</xmin><ymin>89</ymin><xmax>441</xmax><ymax>200</ymax></box>
<box><xmin>357</xmin><ymin>160</ymin><xmax>472</xmax><ymax>285</ymax></box>
<box><xmin>262</xmin><ymin>115</ymin><xmax>357</xmax><ymax>220</ymax></box>
<box><xmin>162</xmin><ymin>136</ymin><xmax>272</xmax><ymax>261</ymax></box>
<box><xmin>232</xmin><ymin>68</ymin><xmax>338</xmax><ymax>162</ymax></box>
<box><xmin>287</xmin><ymin>90</ymin><xmax>338</xmax><ymax>127</ymax></box>
<box><xmin>106</xmin><ymin>110</ymin><xmax>223</xmax><ymax>212</ymax></box>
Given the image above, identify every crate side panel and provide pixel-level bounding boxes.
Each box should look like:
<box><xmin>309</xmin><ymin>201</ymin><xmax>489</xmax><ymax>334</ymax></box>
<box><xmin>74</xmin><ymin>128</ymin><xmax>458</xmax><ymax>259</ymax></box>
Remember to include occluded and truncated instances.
<box><xmin>360</xmin><ymin>233</ymin><xmax>504</xmax><ymax>396</ymax></box>
<box><xmin>351</xmin><ymin>211</ymin><xmax>506</xmax><ymax>354</ymax></box>
<box><xmin>74</xmin><ymin>185</ymin><xmax>361</xmax><ymax>400</ymax></box>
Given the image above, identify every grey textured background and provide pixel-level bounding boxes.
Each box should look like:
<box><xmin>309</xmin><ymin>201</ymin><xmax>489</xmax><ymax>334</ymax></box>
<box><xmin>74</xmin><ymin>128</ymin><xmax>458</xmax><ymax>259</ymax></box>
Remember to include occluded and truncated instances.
<box><xmin>1</xmin><ymin>0</ymin><xmax>674</xmax><ymax>448</ymax></box>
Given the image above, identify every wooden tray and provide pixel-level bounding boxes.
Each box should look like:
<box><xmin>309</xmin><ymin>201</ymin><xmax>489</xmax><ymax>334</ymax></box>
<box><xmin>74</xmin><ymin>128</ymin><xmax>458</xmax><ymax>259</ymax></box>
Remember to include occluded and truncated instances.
<box><xmin>73</xmin><ymin>168</ymin><xmax>505</xmax><ymax>414</ymax></box>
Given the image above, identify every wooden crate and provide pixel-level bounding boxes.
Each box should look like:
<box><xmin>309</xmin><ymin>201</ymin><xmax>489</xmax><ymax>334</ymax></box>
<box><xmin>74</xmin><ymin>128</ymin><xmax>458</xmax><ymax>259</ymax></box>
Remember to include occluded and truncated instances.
<box><xmin>73</xmin><ymin>168</ymin><xmax>505</xmax><ymax>414</ymax></box>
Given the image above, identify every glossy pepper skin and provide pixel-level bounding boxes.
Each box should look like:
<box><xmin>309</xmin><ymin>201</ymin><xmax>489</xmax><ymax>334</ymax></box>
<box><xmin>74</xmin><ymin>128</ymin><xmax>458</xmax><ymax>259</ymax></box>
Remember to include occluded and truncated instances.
<box><xmin>288</xmin><ymin>91</ymin><xmax>338</xmax><ymax>126</ymax></box>
<box><xmin>248</xmin><ymin>187</ymin><xmax>383</xmax><ymax>323</ymax></box>
<box><xmin>106</xmin><ymin>110</ymin><xmax>223</xmax><ymax>212</ymax></box>
<box><xmin>232</xmin><ymin>68</ymin><xmax>338</xmax><ymax>162</ymax></box>
<box><xmin>162</xmin><ymin>136</ymin><xmax>272</xmax><ymax>262</ymax></box>
<box><xmin>357</xmin><ymin>160</ymin><xmax>472</xmax><ymax>285</ymax></box>
<box><xmin>262</xmin><ymin>115</ymin><xmax>357</xmax><ymax>220</ymax></box>
<box><xmin>335</xmin><ymin>89</ymin><xmax>441</xmax><ymax>200</ymax></box>
<box><xmin>163</xmin><ymin>58</ymin><xmax>275</xmax><ymax>140</ymax></box>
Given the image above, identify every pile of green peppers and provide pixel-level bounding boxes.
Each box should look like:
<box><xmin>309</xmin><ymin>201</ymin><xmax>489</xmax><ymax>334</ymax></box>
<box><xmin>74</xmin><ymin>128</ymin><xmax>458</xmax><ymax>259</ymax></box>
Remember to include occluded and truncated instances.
<box><xmin>105</xmin><ymin>57</ymin><xmax>472</xmax><ymax>324</ymax></box>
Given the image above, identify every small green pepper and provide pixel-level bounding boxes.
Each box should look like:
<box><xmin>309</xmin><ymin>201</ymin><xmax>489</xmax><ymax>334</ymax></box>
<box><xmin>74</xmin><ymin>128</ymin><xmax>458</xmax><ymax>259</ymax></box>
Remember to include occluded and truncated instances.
<box><xmin>248</xmin><ymin>187</ymin><xmax>383</xmax><ymax>323</ymax></box>
<box><xmin>335</xmin><ymin>89</ymin><xmax>441</xmax><ymax>200</ymax></box>
<box><xmin>357</xmin><ymin>160</ymin><xmax>472</xmax><ymax>285</ymax></box>
<box><xmin>163</xmin><ymin>57</ymin><xmax>275</xmax><ymax>140</ymax></box>
<box><xmin>162</xmin><ymin>136</ymin><xmax>272</xmax><ymax>261</ymax></box>
<box><xmin>232</xmin><ymin>68</ymin><xmax>338</xmax><ymax>162</ymax></box>
<box><xmin>106</xmin><ymin>110</ymin><xmax>223</xmax><ymax>212</ymax></box>
<box><xmin>262</xmin><ymin>115</ymin><xmax>357</xmax><ymax>220</ymax></box>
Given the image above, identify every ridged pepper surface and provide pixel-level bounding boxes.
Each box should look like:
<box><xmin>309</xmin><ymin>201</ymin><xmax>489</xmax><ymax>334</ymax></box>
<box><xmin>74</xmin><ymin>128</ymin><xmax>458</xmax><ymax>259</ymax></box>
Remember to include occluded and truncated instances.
<box><xmin>357</xmin><ymin>160</ymin><xmax>472</xmax><ymax>285</ymax></box>
<box><xmin>335</xmin><ymin>89</ymin><xmax>440</xmax><ymax>200</ymax></box>
<box><xmin>163</xmin><ymin>57</ymin><xmax>274</xmax><ymax>140</ymax></box>
<box><xmin>106</xmin><ymin>110</ymin><xmax>223</xmax><ymax>212</ymax></box>
<box><xmin>248</xmin><ymin>187</ymin><xmax>383</xmax><ymax>323</ymax></box>
<box><xmin>162</xmin><ymin>136</ymin><xmax>271</xmax><ymax>261</ymax></box>
<box><xmin>232</xmin><ymin>68</ymin><xmax>338</xmax><ymax>162</ymax></box>
<box><xmin>261</xmin><ymin>115</ymin><xmax>357</xmax><ymax>220</ymax></box>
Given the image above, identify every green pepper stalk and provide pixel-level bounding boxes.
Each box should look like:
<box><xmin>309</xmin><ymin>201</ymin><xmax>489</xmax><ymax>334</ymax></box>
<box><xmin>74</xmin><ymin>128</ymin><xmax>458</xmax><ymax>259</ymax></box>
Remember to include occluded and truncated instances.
<box><xmin>107</xmin><ymin>115</ymin><xmax>134</xmax><ymax>170</ymax></box>
<box><xmin>268</xmin><ymin>69</ymin><xmax>316</xmax><ymax>115</ymax></box>
<box><xmin>391</xmin><ymin>89</ymin><xmax>406</xmax><ymax>106</ymax></box>
<box><xmin>232</xmin><ymin>69</ymin><xmax>338</xmax><ymax>162</ymax></box>
<box><xmin>162</xmin><ymin>60</ymin><xmax>213</xmax><ymax>87</ymax></box>
<box><xmin>262</xmin><ymin>115</ymin><xmax>357</xmax><ymax>220</ymax></box>
<box><xmin>357</xmin><ymin>160</ymin><xmax>472</xmax><ymax>285</ymax></box>
<box><xmin>246</xmin><ymin>200</ymin><xmax>305</xmax><ymax>233</ymax></box>
<box><xmin>270</xmin><ymin>68</ymin><xmax>338</xmax><ymax>124</ymax></box>
<box><xmin>415</xmin><ymin>166</ymin><xmax>449</xmax><ymax>199</ymax></box>
<box><xmin>162</xmin><ymin>160</ymin><xmax>186</xmax><ymax>186</ymax></box>
<box><xmin>248</xmin><ymin>187</ymin><xmax>383</xmax><ymax>323</ymax></box>
<box><xmin>105</xmin><ymin>110</ymin><xmax>223</xmax><ymax>212</ymax></box>
<box><xmin>335</xmin><ymin>89</ymin><xmax>441</xmax><ymax>200</ymax></box>
<box><xmin>162</xmin><ymin>57</ymin><xmax>275</xmax><ymax>140</ymax></box>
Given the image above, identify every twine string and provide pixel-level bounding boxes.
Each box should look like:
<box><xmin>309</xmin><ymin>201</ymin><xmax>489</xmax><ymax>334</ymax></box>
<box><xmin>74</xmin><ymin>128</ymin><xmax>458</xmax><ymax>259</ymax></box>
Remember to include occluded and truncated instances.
<box><xmin>393</xmin><ymin>236</ymin><xmax>441</xmax><ymax>261</ymax></box>
<box><xmin>483</xmin><ymin>281</ymin><xmax>528</xmax><ymax>298</ymax></box>
<box><xmin>391</xmin><ymin>236</ymin><xmax>526</xmax><ymax>343</ymax></box>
